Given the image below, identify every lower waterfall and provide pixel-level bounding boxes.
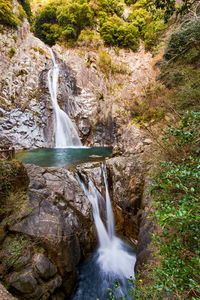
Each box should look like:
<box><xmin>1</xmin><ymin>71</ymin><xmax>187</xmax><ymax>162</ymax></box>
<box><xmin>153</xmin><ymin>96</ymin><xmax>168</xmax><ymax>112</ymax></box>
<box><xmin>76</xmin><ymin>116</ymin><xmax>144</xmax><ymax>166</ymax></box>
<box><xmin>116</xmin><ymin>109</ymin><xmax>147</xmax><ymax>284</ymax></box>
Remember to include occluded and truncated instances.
<box><xmin>72</xmin><ymin>163</ymin><xmax>136</xmax><ymax>299</ymax></box>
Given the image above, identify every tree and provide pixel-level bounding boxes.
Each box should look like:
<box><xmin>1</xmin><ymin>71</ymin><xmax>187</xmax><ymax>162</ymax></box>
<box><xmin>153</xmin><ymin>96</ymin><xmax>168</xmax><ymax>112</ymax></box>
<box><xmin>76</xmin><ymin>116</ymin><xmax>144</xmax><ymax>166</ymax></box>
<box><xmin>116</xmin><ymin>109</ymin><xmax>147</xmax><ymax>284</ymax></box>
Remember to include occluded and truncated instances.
<box><xmin>57</xmin><ymin>1</ymin><xmax>94</xmax><ymax>39</ymax></box>
<box><xmin>154</xmin><ymin>0</ymin><xmax>199</xmax><ymax>22</ymax></box>
<box><xmin>34</xmin><ymin>6</ymin><xmax>60</xmax><ymax>45</ymax></box>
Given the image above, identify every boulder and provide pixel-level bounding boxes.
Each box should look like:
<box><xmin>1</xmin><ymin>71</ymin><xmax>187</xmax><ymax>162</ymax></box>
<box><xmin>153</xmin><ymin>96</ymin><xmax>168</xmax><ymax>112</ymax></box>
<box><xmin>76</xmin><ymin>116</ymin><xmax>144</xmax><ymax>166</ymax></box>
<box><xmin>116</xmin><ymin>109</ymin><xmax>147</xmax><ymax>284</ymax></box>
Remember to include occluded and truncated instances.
<box><xmin>8</xmin><ymin>267</ymin><xmax>42</xmax><ymax>299</ymax></box>
<box><xmin>34</xmin><ymin>254</ymin><xmax>57</xmax><ymax>280</ymax></box>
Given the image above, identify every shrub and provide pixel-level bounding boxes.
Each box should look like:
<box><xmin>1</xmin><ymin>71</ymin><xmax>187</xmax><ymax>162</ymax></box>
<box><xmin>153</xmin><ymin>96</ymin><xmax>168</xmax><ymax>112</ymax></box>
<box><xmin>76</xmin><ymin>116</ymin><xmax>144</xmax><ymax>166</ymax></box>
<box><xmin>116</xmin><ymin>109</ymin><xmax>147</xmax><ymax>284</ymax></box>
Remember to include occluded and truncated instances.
<box><xmin>164</xmin><ymin>18</ymin><xmax>200</xmax><ymax>60</ymax></box>
<box><xmin>143</xmin><ymin>18</ymin><xmax>167</xmax><ymax>50</ymax></box>
<box><xmin>100</xmin><ymin>16</ymin><xmax>140</xmax><ymax>50</ymax></box>
<box><xmin>0</xmin><ymin>0</ymin><xmax>19</xmax><ymax>28</ymax></box>
<box><xmin>8</xmin><ymin>47</ymin><xmax>15</xmax><ymax>58</ymax></box>
<box><xmin>57</xmin><ymin>0</ymin><xmax>94</xmax><ymax>39</ymax></box>
<box><xmin>127</xmin><ymin>8</ymin><xmax>151</xmax><ymax>31</ymax></box>
<box><xmin>17</xmin><ymin>0</ymin><xmax>32</xmax><ymax>22</ymax></box>
<box><xmin>77</xmin><ymin>29</ymin><xmax>103</xmax><ymax>48</ymax></box>
<box><xmin>133</xmin><ymin>110</ymin><xmax>200</xmax><ymax>299</ymax></box>
<box><xmin>34</xmin><ymin>6</ymin><xmax>60</xmax><ymax>45</ymax></box>
<box><xmin>97</xmin><ymin>49</ymin><xmax>112</xmax><ymax>75</ymax></box>
<box><xmin>97</xmin><ymin>0</ymin><xmax>124</xmax><ymax>17</ymax></box>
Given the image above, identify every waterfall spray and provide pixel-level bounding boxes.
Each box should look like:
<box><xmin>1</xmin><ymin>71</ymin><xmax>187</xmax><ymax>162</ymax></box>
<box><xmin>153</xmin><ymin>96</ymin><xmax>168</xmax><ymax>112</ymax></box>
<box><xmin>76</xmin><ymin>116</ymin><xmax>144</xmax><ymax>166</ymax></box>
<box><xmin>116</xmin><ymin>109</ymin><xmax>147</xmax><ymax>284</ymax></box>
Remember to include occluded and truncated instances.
<box><xmin>73</xmin><ymin>163</ymin><xmax>136</xmax><ymax>299</ymax></box>
<box><xmin>48</xmin><ymin>48</ymin><xmax>82</xmax><ymax>147</ymax></box>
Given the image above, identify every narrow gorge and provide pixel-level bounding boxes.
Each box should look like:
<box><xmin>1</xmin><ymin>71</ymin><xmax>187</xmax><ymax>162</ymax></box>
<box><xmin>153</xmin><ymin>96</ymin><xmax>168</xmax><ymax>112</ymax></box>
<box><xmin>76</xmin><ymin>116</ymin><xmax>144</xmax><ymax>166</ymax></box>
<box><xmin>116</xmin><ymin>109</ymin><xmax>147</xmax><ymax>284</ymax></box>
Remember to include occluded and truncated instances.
<box><xmin>0</xmin><ymin>12</ymin><xmax>152</xmax><ymax>300</ymax></box>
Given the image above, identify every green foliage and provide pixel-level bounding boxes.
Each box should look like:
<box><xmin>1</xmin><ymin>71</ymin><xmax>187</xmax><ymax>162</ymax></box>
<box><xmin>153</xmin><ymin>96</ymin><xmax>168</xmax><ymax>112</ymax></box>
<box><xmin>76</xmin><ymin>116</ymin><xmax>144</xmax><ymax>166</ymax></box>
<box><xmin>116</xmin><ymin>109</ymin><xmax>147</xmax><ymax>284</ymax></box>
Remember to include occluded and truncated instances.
<box><xmin>12</xmin><ymin>35</ymin><xmax>18</xmax><ymax>41</ymax></box>
<box><xmin>127</xmin><ymin>3</ymin><xmax>167</xmax><ymax>50</ymax></box>
<box><xmin>0</xmin><ymin>160</ymin><xmax>29</xmax><ymax>195</ymax></box>
<box><xmin>97</xmin><ymin>0</ymin><xmax>124</xmax><ymax>17</ymax></box>
<box><xmin>8</xmin><ymin>47</ymin><xmax>15</xmax><ymax>58</ymax></box>
<box><xmin>100</xmin><ymin>16</ymin><xmax>140</xmax><ymax>50</ymax></box>
<box><xmin>133</xmin><ymin>110</ymin><xmax>200</xmax><ymax>299</ymax></box>
<box><xmin>34</xmin><ymin>0</ymin><xmax>94</xmax><ymax>45</ymax></box>
<box><xmin>57</xmin><ymin>0</ymin><xmax>94</xmax><ymax>39</ymax></box>
<box><xmin>98</xmin><ymin>49</ymin><xmax>129</xmax><ymax>76</ymax></box>
<box><xmin>32</xmin><ymin>0</ymin><xmax>167</xmax><ymax>50</ymax></box>
<box><xmin>77</xmin><ymin>29</ymin><xmax>103</xmax><ymax>48</ymax></box>
<box><xmin>127</xmin><ymin>8</ymin><xmax>151</xmax><ymax>31</ymax></box>
<box><xmin>18</xmin><ymin>0</ymin><xmax>32</xmax><ymax>22</ymax></box>
<box><xmin>154</xmin><ymin>0</ymin><xmax>199</xmax><ymax>22</ymax></box>
<box><xmin>2</xmin><ymin>234</ymin><xmax>31</xmax><ymax>269</ymax></box>
<box><xmin>164</xmin><ymin>18</ymin><xmax>200</xmax><ymax>60</ymax></box>
<box><xmin>0</xmin><ymin>0</ymin><xmax>20</xmax><ymax>27</ymax></box>
<box><xmin>124</xmin><ymin>0</ymin><xmax>137</xmax><ymax>5</ymax></box>
<box><xmin>34</xmin><ymin>6</ymin><xmax>60</xmax><ymax>45</ymax></box>
<box><xmin>143</xmin><ymin>18</ymin><xmax>167</xmax><ymax>50</ymax></box>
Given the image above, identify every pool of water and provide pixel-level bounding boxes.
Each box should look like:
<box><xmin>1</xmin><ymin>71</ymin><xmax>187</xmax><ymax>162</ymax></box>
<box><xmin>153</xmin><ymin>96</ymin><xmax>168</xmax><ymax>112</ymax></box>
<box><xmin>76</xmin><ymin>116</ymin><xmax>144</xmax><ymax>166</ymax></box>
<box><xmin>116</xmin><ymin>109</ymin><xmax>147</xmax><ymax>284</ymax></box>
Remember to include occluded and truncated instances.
<box><xmin>16</xmin><ymin>147</ymin><xmax>113</xmax><ymax>167</ymax></box>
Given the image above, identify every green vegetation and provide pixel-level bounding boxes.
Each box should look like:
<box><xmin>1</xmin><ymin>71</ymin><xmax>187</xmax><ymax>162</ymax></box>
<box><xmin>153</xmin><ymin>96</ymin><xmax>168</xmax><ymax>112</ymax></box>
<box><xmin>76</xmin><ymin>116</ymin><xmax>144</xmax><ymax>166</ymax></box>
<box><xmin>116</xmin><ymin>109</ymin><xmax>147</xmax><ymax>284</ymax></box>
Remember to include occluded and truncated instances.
<box><xmin>0</xmin><ymin>0</ymin><xmax>20</xmax><ymax>27</ymax></box>
<box><xmin>133</xmin><ymin>111</ymin><xmax>200</xmax><ymax>299</ymax></box>
<box><xmin>0</xmin><ymin>0</ymin><xmax>32</xmax><ymax>28</ymax></box>
<box><xmin>2</xmin><ymin>234</ymin><xmax>31</xmax><ymax>270</ymax></box>
<box><xmin>128</xmin><ymin>14</ymin><xmax>200</xmax><ymax>126</ymax></box>
<box><xmin>164</xmin><ymin>18</ymin><xmax>200</xmax><ymax>60</ymax></box>
<box><xmin>77</xmin><ymin>29</ymin><xmax>103</xmax><ymax>48</ymax></box>
<box><xmin>32</xmin><ymin>0</ymin><xmax>168</xmax><ymax>50</ymax></box>
<box><xmin>155</xmin><ymin>0</ymin><xmax>199</xmax><ymax>22</ymax></box>
<box><xmin>8</xmin><ymin>47</ymin><xmax>15</xmax><ymax>58</ymax></box>
<box><xmin>0</xmin><ymin>160</ymin><xmax>29</xmax><ymax>196</ymax></box>
<box><xmin>18</xmin><ymin>0</ymin><xmax>32</xmax><ymax>22</ymax></box>
<box><xmin>97</xmin><ymin>49</ymin><xmax>129</xmax><ymax>77</ymax></box>
<box><xmin>126</xmin><ymin>14</ymin><xmax>200</xmax><ymax>299</ymax></box>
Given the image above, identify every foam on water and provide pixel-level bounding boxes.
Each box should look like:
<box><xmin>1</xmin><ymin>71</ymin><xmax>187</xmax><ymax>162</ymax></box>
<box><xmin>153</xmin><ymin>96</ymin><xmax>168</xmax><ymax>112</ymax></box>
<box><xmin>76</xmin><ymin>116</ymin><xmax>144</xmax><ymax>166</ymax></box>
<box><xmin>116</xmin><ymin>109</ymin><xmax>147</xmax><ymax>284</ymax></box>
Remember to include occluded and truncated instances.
<box><xmin>73</xmin><ymin>163</ymin><xmax>136</xmax><ymax>299</ymax></box>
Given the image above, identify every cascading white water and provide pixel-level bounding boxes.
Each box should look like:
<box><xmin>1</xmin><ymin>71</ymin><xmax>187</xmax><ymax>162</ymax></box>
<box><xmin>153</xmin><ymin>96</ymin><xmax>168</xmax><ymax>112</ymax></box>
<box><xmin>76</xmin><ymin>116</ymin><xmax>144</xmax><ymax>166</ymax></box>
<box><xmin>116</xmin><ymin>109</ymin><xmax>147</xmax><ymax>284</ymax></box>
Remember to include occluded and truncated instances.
<box><xmin>48</xmin><ymin>48</ymin><xmax>82</xmax><ymax>148</ymax></box>
<box><xmin>73</xmin><ymin>163</ymin><xmax>136</xmax><ymax>299</ymax></box>
<box><xmin>101</xmin><ymin>162</ymin><xmax>115</xmax><ymax>239</ymax></box>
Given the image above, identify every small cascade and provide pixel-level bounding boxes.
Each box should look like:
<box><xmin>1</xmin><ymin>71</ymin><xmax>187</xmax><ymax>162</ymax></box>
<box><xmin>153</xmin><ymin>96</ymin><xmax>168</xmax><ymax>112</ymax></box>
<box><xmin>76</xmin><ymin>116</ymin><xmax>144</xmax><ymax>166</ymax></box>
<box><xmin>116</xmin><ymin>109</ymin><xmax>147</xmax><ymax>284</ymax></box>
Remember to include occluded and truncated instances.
<box><xmin>101</xmin><ymin>162</ymin><xmax>115</xmax><ymax>239</ymax></box>
<box><xmin>73</xmin><ymin>163</ymin><xmax>136</xmax><ymax>299</ymax></box>
<box><xmin>48</xmin><ymin>48</ymin><xmax>82</xmax><ymax>148</ymax></box>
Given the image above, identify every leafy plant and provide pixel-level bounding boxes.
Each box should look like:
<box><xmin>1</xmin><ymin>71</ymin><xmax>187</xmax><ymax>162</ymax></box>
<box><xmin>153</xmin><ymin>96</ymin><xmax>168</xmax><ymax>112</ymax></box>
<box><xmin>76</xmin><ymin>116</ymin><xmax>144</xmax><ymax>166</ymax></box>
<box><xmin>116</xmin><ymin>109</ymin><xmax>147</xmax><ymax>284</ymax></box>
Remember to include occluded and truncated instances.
<box><xmin>0</xmin><ymin>0</ymin><xmax>20</xmax><ymax>27</ymax></box>
<box><xmin>133</xmin><ymin>110</ymin><xmax>200</xmax><ymax>299</ymax></box>
<box><xmin>164</xmin><ymin>18</ymin><xmax>200</xmax><ymax>60</ymax></box>
<box><xmin>8</xmin><ymin>47</ymin><xmax>15</xmax><ymax>58</ymax></box>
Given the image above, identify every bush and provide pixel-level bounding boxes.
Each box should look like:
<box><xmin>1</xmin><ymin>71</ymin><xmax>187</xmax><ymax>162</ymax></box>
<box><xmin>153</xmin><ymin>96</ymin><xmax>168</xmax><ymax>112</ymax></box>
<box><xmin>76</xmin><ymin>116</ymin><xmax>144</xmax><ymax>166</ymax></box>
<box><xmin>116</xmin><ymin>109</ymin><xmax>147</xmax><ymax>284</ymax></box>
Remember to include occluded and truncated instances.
<box><xmin>133</xmin><ymin>110</ymin><xmax>200</xmax><ymax>299</ymax></box>
<box><xmin>34</xmin><ymin>6</ymin><xmax>60</xmax><ymax>45</ymax></box>
<box><xmin>0</xmin><ymin>0</ymin><xmax>19</xmax><ymax>28</ymax></box>
<box><xmin>127</xmin><ymin>8</ymin><xmax>151</xmax><ymax>31</ymax></box>
<box><xmin>8</xmin><ymin>47</ymin><xmax>15</xmax><ymax>58</ymax></box>
<box><xmin>97</xmin><ymin>0</ymin><xmax>124</xmax><ymax>17</ymax></box>
<box><xmin>17</xmin><ymin>0</ymin><xmax>32</xmax><ymax>22</ymax></box>
<box><xmin>57</xmin><ymin>0</ymin><xmax>94</xmax><ymax>39</ymax></box>
<box><xmin>77</xmin><ymin>29</ymin><xmax>103</xmax><ymax>48</ymax></box>
<box><xmin>143</xmin><ymin>18</ymin><xmax>167</xmax><ymax>50</ymax></box>
<box><xmin>97</xmin><ymin>49</ymin><xmax>112</xmax><ymax>75</ymax></box>
<box><xmin>164</xmin><ymin>18</ymin><xmax>200</xmax><ymax>60</ymax></box>
<box><xmin>100</xmin><ymin>16</ymin><xmax>140</xmax><ymax>50</ymax></box>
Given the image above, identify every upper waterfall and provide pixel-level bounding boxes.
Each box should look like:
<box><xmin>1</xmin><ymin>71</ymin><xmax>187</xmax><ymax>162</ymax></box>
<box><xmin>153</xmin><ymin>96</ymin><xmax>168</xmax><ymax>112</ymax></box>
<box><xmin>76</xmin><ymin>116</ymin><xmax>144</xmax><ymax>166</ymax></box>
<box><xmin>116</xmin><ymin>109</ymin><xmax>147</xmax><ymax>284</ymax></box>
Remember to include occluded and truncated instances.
<box><xmin>48</xmin><ymin>48</ymin><xmax>82</xmax><ymax>148</ymax></box>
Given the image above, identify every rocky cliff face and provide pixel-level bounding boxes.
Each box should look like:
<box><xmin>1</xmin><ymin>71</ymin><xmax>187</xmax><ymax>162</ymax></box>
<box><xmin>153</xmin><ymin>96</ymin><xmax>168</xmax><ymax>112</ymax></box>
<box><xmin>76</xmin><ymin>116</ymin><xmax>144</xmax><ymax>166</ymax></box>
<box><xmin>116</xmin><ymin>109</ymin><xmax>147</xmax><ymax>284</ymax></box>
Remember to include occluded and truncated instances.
<box><xmin>0</xmin><ymin>8</ymin><xmax>157</xmax><ymax>299</ymax></box>
<box><xmin>0</xmin><ymin>157</ymin><xmax>148</xmax><ymax>299</ymax></box>
<box><xmin>0</xmin><ymin>12</ymin><xmax>156</xmax><ymax>150</ymax></box>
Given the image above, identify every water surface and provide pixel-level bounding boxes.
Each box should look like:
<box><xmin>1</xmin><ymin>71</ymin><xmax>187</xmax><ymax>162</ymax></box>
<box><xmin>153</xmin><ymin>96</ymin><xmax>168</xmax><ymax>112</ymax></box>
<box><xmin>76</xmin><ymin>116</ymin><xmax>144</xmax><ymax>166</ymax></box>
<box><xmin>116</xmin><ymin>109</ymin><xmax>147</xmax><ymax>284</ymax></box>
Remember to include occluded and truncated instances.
<box><xmin>16</xmin><ymin>147</ymin><xmax>112</xmax><ymax>167</ymax></box>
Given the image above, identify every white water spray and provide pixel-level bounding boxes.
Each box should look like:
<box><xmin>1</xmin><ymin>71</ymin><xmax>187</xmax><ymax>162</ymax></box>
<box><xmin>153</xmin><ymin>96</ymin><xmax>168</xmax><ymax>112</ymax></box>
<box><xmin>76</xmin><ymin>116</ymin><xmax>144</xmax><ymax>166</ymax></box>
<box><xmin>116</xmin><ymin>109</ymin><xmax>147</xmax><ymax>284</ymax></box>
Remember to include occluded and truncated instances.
<box><xmin>76</xmin><ymin>163</ymin><xmax>136</xmax><ymax>283</ymax></box>
<box><xmin>48</xmin><ymin>48</ymin><xmax>82</xmax><ymax>148</ymax></box>
<box><xmin>101</xmin><ymin>162</ymin><xmax>115</xmax><ymax>239</ymax></box>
